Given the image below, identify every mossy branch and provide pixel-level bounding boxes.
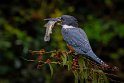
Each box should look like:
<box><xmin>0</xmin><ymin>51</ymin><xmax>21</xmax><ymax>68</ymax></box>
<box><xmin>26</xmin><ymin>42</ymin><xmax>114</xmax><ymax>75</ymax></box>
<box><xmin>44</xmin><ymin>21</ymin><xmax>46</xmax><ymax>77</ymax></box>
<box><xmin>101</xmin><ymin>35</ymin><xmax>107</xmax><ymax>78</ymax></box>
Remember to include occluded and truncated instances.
<box><xmin>21</xmin><ymin>49</ymin><xmax>121</xmax><ymax>83</ymax></box>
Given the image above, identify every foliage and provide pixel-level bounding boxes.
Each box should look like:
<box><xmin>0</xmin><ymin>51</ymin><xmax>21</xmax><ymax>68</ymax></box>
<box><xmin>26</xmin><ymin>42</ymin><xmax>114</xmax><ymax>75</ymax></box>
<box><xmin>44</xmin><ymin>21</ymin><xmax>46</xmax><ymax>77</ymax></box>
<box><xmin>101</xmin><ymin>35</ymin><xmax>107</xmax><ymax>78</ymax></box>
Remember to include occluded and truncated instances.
<box><xmin>25</xmin><ymin>49</ymin><xmax>110</xmax><ymax>83</ymax></box>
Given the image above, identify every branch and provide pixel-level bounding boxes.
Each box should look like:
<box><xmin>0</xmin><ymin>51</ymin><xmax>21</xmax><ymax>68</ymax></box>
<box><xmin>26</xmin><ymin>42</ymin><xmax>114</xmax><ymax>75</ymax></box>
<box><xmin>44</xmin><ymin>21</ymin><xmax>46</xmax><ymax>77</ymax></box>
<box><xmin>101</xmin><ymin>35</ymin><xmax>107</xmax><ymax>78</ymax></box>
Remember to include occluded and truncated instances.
<box><xmin>21</xmin><ymin>49</ymin><xmax>122</xmax><ymax>83</ymax></box>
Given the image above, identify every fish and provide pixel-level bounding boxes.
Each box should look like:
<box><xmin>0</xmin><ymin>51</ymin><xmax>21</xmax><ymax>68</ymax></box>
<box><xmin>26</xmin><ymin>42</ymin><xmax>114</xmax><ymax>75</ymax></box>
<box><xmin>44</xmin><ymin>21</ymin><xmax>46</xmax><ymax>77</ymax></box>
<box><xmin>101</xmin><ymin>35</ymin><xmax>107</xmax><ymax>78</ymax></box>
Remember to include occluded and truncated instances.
<box><xmin>44</xmin><ymin>20</ymin><xmax>57</xmax><ymax>41</ymax></box>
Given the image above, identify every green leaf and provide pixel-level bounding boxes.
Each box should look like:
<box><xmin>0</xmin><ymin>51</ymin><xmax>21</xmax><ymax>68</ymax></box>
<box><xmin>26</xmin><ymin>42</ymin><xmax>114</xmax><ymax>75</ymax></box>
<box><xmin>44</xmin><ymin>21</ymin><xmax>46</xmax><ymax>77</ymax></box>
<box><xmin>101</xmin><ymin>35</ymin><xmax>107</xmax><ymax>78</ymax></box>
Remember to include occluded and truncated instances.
<box><xmin>61</xmin><ymin>53</ymin><xmax>67</xmax><ymax>65</ymax></box>
<box><xmin>67</xmin><ymin>61</ymin><xmax>72</xmax><ymax>71</ymax></box>
<box><xmin>48</xmin><ymin>64</ymin><xmax>53</xmax><ymax>77</ymax></box>
<box><xmin>50</xmin><ymin>53</ymin><xmax>56</xmax><ymax>57</ymax></box>
<box><xmin>73</xmin><ymin>71</ymin><xmax>79</xmax><ymax>83</ymax></box>
<box><xmin>92</xmin><ymin>71</ymin><xmax>97</xmax><ymax>83</ymax></box>
<box><xmin>78</xmin><ymin>57</ymin><xmax>84</xmax><ymax>71</ymax></box>
<box><xmin>67</xmin><ymin>55</ymin><xmax>73</xmax><ymax>70</ymax></box>
<box><xmin>78</xmin><ymin>56</ymin><xmax>88</xmax><ymax>80</ymax></box>
<box><xmin>102</xmin><ymin>73</ymin><xmax>109</xmax><ymax>83</ymax></box>
<box><xmin>93</xmin><ymin>70</ymin><xmax>109</xmax><ymax>83</ymax></box>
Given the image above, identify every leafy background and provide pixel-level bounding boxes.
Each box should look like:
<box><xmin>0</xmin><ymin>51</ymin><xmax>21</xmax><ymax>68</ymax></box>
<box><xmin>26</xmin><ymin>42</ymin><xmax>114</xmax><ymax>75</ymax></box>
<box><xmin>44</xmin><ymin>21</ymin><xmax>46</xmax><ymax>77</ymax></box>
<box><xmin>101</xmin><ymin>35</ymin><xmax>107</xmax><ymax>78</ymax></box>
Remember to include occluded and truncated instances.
<box><xmin>0</xmin><ymin>0</ymin><xmax>124</xmax><ymax>83</ymax></box>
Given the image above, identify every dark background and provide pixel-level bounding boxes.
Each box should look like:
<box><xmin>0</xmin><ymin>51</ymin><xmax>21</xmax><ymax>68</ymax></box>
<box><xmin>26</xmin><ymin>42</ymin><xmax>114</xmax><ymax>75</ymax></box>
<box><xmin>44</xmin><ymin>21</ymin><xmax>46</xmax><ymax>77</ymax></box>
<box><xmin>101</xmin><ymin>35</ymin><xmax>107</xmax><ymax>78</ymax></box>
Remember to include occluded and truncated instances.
<box><xmin>0</xmin><ymin>0</ymin><xmax>124</xmax><ymax>83</ymax></box>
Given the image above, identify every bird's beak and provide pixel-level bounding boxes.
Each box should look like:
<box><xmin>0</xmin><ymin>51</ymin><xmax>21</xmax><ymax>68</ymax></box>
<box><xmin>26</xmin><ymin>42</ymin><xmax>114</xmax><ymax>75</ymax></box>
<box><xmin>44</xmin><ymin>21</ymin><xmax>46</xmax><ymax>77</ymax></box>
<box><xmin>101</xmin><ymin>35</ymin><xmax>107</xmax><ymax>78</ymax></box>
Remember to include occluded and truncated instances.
<box><xmin>44</xmin><ymin>17</ymin><xmax>61</xmax><ymax>22</ymax></box>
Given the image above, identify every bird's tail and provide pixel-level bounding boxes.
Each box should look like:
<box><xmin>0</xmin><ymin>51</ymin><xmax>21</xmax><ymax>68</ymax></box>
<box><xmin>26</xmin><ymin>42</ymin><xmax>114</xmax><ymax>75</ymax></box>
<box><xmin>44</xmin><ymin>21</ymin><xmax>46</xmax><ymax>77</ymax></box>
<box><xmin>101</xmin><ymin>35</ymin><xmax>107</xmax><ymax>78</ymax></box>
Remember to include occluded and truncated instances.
<box><xmin>86</xmin><ymin>50</ymin><xmax>108</xmax><ymax>67</ymax></box>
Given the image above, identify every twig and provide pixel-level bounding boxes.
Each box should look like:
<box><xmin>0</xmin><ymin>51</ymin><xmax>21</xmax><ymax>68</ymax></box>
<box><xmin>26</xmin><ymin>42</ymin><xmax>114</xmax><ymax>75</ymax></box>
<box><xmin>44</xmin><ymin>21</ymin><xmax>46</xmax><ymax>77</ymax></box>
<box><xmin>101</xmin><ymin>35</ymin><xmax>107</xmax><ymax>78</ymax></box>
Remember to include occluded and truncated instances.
<box><xmin>29</xmin><ymin>50</ymin><xmax>57</xmax><ymax>54</ymax></box>
<box><xmin>20</xmin><ymin>56</ymin><xmax>61</xmax><ymax>64</ymax></box>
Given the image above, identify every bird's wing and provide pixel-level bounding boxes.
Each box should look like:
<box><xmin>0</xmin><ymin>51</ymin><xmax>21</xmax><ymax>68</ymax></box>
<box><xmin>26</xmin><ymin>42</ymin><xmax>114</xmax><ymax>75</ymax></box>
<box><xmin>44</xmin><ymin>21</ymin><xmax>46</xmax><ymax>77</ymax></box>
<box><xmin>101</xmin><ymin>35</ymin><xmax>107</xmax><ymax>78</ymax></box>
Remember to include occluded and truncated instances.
<box><xmin>62</xmin><ymin>28</ymin><xmax>107</xmax><ymax>65</ymax></box>
<box><xmin>78</xmin><ymin>28</ymin><xmax>89</xmax><ymax>41</ymax></box>
<box><xmin>65</xmin><ymin>28</ymin><xmax>92</xmax><ymax>53</ymax></box>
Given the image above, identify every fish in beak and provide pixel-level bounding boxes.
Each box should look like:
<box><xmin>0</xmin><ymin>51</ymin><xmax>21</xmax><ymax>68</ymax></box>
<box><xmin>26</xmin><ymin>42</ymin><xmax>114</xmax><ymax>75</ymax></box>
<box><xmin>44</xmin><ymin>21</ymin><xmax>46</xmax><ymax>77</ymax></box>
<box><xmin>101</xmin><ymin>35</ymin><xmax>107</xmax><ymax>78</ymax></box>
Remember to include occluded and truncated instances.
<box><xmin>44</xmin><ymin>17</ymin><xmax>61</xmax><ymax>42</ymax></box>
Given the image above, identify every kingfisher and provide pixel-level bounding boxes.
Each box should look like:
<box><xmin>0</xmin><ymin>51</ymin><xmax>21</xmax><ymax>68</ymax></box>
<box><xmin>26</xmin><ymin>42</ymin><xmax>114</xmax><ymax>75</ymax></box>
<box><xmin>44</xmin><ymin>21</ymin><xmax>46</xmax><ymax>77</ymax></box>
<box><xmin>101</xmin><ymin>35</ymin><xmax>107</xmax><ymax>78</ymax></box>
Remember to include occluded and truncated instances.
<box><xmin>45</xmin><ymin>15</ymin><xmax>108</xmax><ymax>67</ymax></box>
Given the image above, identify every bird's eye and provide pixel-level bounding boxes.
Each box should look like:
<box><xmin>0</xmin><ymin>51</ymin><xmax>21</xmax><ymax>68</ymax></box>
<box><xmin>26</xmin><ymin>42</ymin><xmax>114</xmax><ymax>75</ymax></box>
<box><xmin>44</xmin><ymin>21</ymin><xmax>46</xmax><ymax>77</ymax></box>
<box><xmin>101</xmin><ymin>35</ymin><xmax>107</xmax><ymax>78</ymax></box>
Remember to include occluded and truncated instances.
<box><xmin>61</xmin><ymin>17</ymin><xmax>64</xmax><ymax>21</ymax></box>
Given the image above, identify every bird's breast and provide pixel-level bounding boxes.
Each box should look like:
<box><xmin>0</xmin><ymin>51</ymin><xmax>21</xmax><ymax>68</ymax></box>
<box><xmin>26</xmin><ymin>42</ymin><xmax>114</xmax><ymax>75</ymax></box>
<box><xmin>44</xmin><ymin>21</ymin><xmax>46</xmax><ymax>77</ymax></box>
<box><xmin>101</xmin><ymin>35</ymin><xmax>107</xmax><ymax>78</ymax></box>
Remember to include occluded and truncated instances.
<box><xmin>61</xmin><ymin>28</ymin><xmax>70</xmax><ymax>40</ymax></box>
<box><xmin>61</xmin><ymin>28</ymin><xmax>77</xmax><ymax>41</ymax></box>
<box><xmin>61</xmin><ymin>28</ymin><xmax>72</xmax><ymax>36</ymax></box>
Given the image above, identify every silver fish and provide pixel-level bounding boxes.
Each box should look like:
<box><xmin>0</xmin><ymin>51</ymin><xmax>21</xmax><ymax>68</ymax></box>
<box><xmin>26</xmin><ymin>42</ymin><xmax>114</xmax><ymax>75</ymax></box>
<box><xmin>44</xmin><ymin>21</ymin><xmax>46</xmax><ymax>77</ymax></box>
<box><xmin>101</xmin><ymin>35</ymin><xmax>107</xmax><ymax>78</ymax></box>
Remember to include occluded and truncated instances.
<box><xmin>44</xmin><ymin>21</ymin><xmax>57</xmax><ymax>41</ymax></box>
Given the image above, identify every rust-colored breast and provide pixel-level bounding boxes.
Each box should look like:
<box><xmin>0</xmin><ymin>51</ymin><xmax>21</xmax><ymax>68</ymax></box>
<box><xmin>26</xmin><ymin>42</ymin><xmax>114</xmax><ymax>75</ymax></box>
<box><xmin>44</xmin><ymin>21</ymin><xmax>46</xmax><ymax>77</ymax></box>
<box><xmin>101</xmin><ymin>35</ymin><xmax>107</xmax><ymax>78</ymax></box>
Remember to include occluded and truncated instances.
<box><xmin>67</xmin><ymin>44</ymin><xmax>75</xmax><ymax>52</ymax></box>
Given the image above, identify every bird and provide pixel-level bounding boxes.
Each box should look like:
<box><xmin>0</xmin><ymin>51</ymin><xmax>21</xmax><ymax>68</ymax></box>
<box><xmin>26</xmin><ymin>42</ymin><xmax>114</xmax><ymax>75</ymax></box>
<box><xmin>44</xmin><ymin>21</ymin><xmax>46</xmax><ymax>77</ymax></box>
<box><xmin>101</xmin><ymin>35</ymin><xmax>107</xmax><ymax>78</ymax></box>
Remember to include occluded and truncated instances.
<box><xmin>45</xmin><ymin>15</ymin><xmax>108</xmax><ymax>67</ymax></box>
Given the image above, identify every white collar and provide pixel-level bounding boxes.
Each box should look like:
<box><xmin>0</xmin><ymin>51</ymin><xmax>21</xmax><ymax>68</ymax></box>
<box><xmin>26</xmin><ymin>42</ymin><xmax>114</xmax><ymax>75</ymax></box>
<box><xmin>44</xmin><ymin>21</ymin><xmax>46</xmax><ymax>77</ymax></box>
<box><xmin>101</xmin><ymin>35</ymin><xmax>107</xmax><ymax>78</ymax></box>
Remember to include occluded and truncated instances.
<box><xmin>62</xmin><ymin>25</ymin><xmax>75</xmax><ymax>29</ymax></box>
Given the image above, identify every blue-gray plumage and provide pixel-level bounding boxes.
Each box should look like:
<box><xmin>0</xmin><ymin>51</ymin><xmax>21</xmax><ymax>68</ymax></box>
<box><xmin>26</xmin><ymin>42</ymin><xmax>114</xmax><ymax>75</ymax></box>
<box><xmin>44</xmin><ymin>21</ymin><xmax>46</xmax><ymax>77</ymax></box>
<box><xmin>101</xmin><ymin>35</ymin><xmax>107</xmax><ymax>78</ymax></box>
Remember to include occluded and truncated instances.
<box><xmin>61</xmin><ymin>27</ymin><xmax>105</xmax><ymax>65</ymax></box>
<box><xmin>44</xmin><ymin>15</ymin><xmax>108</xmax><ymax>67</ymax></box>
<box><xmin>60</xmin><ymin>15</ymin><xmax>107</xmax><ymax>66</ymax></box>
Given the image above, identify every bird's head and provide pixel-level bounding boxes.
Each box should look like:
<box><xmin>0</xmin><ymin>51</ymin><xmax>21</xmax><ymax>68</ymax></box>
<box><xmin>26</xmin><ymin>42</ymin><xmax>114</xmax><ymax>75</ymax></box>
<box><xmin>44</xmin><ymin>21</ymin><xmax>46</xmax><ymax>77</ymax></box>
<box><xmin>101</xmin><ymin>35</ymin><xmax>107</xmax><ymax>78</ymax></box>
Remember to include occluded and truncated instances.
<box><xmin>44</xmin><ymin>15</ymin><xmax>78</xmax><ymax>27</ymax></box>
